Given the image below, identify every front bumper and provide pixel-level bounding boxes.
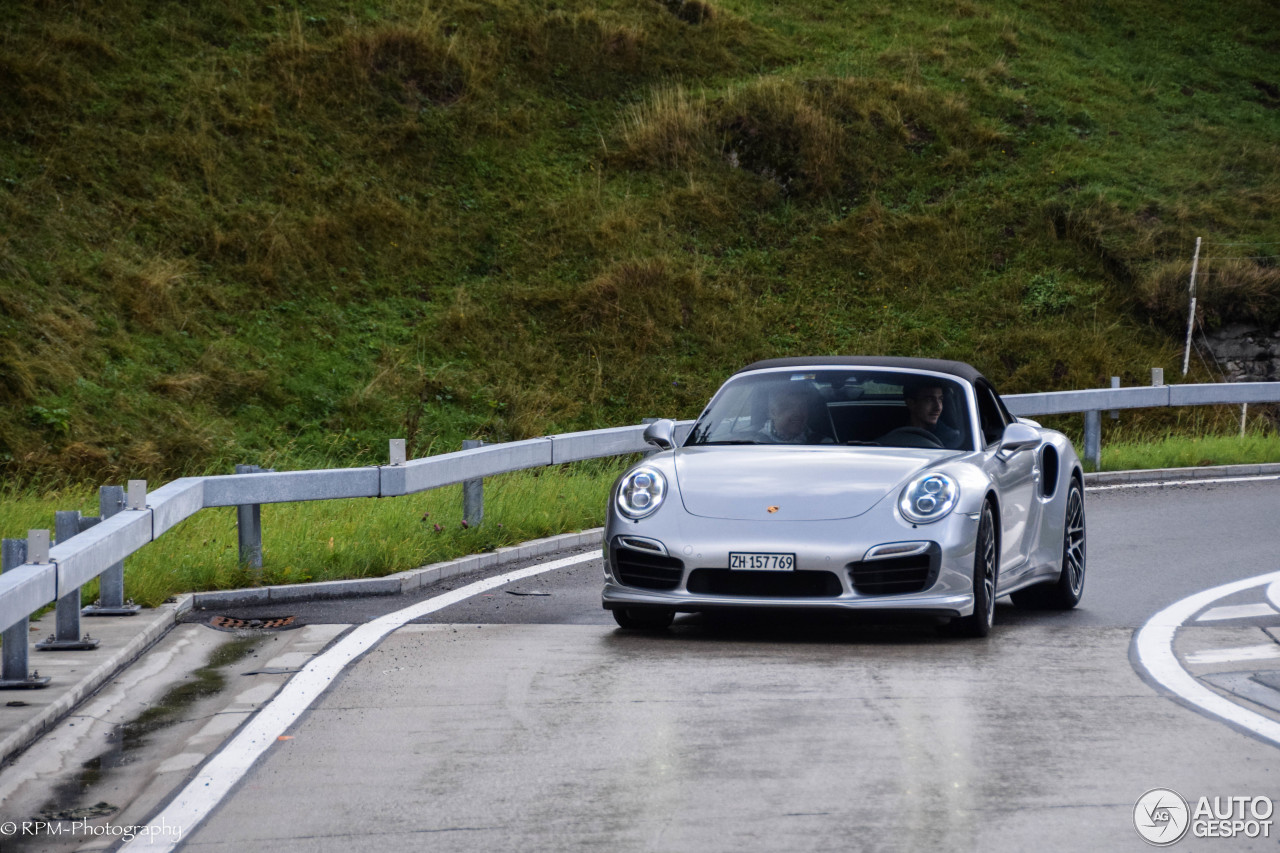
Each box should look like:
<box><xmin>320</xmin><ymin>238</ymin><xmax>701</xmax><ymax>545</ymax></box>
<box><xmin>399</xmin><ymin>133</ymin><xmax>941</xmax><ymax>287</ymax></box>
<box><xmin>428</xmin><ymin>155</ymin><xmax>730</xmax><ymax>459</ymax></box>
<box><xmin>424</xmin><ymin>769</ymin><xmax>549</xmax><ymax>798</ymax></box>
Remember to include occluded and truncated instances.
<box><xmin>601</xmin><ymin>510</ymin><xmax>982</xmax><ymax>618</ymax></box>
<box><xmin>602</xmin><ymin>582</ymin><xmax>975</xmax><ymax>617</ymax></box>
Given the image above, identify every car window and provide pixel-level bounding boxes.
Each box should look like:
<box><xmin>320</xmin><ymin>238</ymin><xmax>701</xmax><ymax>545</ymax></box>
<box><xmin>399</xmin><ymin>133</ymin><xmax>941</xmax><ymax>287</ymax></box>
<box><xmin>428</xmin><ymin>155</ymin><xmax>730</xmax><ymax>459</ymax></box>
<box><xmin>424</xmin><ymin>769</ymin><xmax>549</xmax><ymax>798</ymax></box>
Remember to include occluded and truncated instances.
<box><xmin>975</xmin><ymin>383</ymin><xmax>1008</xmax><ymax>447</ymax></box>
<box><xmin>685</xmin><ymin>369</ymin><xmax>972</xmax><ymax>450</ymax></box>
<box><xmin>687</xmin><ymin>382</ymin><xmax>759</xmax><ymax>443</ymax></box>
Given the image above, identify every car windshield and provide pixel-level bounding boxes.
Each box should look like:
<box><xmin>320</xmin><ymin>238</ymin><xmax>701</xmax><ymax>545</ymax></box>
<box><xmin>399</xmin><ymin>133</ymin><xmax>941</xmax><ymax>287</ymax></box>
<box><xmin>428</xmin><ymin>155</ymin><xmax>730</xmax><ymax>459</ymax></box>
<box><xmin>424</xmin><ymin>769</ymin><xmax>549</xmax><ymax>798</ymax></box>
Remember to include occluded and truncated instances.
<box><xmin>684</xmin><ymin>369</ymin><xmax>973</xmax><ymax>450</ymax></box>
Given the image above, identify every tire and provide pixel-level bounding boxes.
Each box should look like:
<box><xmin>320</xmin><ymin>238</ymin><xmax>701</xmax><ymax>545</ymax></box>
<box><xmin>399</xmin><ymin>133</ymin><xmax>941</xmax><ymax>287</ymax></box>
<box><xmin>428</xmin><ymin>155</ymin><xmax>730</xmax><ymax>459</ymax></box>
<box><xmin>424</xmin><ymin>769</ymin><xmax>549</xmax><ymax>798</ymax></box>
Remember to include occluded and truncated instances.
<box><xmin>612</xmin><ymin>607</ymin><xmax>675</xmax><ymax>630</ymax></box>
<box><xmin>948</xmin><ymin>501</ymin><xmax>997</xmax><ymax>638</ymax></box>
<box><xmin>1011</xmin><ymin>478</ymin><xmax>1086</xmax><ymax>610</ymax></box>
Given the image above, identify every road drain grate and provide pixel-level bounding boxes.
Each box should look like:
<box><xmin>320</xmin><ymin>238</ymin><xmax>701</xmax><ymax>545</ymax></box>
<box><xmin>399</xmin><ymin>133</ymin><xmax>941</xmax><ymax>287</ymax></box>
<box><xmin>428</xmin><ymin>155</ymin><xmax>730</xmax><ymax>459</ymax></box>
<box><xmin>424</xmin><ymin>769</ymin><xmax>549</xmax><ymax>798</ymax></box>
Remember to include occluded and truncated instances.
<box><xmin>208</xmin><ymin>615</ymin><xmax>297</xmax><ymax>631</ymax></box>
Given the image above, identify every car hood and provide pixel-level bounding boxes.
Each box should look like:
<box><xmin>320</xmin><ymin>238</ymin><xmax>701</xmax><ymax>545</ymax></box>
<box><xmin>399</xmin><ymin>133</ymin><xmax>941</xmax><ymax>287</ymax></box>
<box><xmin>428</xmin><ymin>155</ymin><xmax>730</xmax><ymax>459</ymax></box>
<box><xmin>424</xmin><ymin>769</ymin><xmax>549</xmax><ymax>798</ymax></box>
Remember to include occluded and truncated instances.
<box><xmin>673</xmin><ymin>446</ymin><xmax>952</xmax><ymax>521</ymax></box>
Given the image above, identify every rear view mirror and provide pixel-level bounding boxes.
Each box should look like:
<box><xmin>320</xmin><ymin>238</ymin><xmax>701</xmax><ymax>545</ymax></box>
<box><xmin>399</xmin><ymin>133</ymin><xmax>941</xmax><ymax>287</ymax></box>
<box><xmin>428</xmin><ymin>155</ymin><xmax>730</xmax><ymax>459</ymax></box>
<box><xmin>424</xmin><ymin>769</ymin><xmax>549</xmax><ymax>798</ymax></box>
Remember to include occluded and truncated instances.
<box><xmin>998</xmin><ymin>422</ymin><xmax>1040</xmax><ymax>458</ymax></box>
<box><xmin>643</xmin><ymin>419</ymin><xmax>676</xmax><ymax>450</ymax></box>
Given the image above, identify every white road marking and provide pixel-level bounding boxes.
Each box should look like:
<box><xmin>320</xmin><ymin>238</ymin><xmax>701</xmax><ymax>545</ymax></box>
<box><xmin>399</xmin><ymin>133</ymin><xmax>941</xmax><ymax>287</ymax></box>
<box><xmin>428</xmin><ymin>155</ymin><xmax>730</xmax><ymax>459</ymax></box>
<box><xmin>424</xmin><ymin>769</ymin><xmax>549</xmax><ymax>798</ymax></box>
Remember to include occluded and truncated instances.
<box><xmin>1089</xmin><ymin>474</ymin><xmax>1280</xmax><ymax>492</ymax></box>
<box><xmin>1196</xmin><ymin>603</ymin><xmax>1279</xmax><ymax>622</ymax></box>
<box><xmin>1133</xmin><ymin>570</ymin><xmax>1280</xmax><ymax>749</ymax></box>
<box><xmin>122</xmin><ymin>550</ymin><xmax>598</xmax><ymax>852</ymax></box>
<box><xmin>1268</xmin><ymin>580</ymin><xmax>1280</xmax><ymax>614</ymax></box>
<box><xmin>1184</xmin><ymin>644</ymin><xmax>1280</xmax><ymax>665</ymax></box>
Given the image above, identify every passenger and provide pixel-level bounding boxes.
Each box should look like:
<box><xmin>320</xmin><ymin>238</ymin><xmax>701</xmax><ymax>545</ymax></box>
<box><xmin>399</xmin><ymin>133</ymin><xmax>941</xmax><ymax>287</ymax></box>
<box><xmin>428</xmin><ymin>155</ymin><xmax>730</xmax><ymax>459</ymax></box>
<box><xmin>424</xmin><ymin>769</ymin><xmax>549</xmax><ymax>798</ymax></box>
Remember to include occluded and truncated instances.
<box><xmin>759</xmin><ymin>385</ymin><xmax>833</xmax><ymax>444</ymax></box>
<box><xmin>903</xmin><ymin>380</ymin><xmax>964</xmax><ymax>449</ymax></box>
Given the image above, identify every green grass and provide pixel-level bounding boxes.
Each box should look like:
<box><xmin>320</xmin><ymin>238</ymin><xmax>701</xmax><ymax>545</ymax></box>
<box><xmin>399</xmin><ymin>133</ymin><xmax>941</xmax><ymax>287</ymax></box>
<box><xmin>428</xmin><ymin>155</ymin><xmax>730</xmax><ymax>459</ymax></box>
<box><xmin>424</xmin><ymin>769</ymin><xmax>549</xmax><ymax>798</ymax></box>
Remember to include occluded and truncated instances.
<box><xmin>1100</xmin><ymin>429</ymin><xmax>1280</xmax><ymax>472</ymax></box>
<box><xmin>0</xmin><ymin>458</ymin><xmax>627</xmax><ymax>607</ymax></box>
<box><xmin>1</xmin><ymin>0</ymin><xmax>1278</xmax><ymax>488</ymax></box>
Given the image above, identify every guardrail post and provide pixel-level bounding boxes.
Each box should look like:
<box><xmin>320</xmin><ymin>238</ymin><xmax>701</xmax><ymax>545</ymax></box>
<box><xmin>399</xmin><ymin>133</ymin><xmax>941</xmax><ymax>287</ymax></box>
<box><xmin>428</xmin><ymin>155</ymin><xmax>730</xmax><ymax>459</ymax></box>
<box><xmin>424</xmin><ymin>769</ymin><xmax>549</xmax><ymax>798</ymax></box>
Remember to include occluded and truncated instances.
<box><xmin>1110</xmin><ymin>377</ymin><xmax>1121</xmax><ymax>420</ymax></box>
<box><xmin>1151</xmin><ymin>368</ymin><xmax>1164</xmax><ymax>387</ymax></box>
<box><xmin>236</xmin><ymin>464</ymin><xmax>269</xmax><ymax>573</ymax></box>
<box><xmin>1083</xmin><ymin>410</ymin><xmax>1102</xmax><ymax>471</ymax></box>
<box><xmin>1</xmin><ymin>535</ymin><xmax>51</xmax><ymax>689</ymax></box>
<box><xmin>389</xmin><ymin>439</ymin><xmax>406</xmax><ymax>467</ymax></box>
<box><xmin>83</xmin><ymin>485</ymin><xmax>141</xmax><ymax>617</ymax></box>
<box><xmin>36</xmin><ymin>512</ymin><xmax>101</xmax><ymax>651</ymax></box>
<box><xmin>127</xmin><ymin>479</ymin><xmax>147</xmax><ymax>511</ymax></box>
<box><xmin>462</xmin><ymin>440</ymin><xmax>484</xmax><ymax>527</ymax></box>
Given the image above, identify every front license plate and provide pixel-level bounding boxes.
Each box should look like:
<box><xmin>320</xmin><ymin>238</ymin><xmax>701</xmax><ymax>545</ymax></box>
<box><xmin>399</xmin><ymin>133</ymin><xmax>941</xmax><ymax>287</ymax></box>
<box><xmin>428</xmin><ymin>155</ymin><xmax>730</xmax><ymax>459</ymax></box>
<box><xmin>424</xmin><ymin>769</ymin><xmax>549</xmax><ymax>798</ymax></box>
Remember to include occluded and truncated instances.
<box><xmin>729</xmin><ymin>552</ymin><xmax>796</xmax><ymax>571</ymax></box>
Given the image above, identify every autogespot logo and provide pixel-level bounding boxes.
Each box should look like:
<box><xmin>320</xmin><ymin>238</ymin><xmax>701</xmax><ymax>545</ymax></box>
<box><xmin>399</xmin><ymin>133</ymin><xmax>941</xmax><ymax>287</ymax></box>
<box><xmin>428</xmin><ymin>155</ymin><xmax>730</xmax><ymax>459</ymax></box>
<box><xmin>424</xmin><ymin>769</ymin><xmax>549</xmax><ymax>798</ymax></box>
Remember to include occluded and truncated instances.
<box><xmin>1135</xmin><ymin>788</ymin><xmax>1191</xmax><ymax>846</ymax></box>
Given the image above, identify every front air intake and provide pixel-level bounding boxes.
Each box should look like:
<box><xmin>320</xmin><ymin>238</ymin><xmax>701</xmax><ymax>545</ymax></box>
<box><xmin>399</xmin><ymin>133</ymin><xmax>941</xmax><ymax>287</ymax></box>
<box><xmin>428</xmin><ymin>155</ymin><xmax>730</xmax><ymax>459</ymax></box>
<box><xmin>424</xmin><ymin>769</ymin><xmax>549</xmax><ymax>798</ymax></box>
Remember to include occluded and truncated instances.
<box><xmin>686</xmin><ymin>569</ymin><xmax>842</xmax><ymax>598</ymax></box>
<box><xmin>612</xmin><ymin>542</ymin><xmax>684</xmax><ymax>590</ymax></box>
<box><xmin>847</xmin><ymin>544</ymin><xmax>940</xmax><ymax>595</ymax></box>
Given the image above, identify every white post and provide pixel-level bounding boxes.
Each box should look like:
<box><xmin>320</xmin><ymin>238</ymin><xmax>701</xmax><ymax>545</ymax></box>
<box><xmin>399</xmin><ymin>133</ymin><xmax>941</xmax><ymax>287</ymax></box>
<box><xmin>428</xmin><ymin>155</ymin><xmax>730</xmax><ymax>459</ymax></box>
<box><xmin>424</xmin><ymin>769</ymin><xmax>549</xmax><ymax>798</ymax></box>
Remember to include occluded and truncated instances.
<box><xmin>1182</xmin><ymin>236</ymin><xmax>1201</xmax><ymax>376</ymax></box>
<box><xmin>1241</xmin><ymin>403</ymin><xmax>1248</xmax><ymax>438</ymax></box>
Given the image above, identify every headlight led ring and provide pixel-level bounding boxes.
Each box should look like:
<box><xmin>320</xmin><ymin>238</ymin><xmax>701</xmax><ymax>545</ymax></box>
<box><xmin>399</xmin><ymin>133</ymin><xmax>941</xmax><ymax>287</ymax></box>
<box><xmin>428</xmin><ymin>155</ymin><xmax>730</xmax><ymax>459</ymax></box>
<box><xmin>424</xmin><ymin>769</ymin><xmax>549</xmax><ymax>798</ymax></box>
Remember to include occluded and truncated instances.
<box><xmin>899</xmin><ymin>472</ymin><xmax>959</xmax><ymax>524</ymax></box>
<box><xmin>617</xmin><ymin>466</ymin><xmax>668</xmax><ymax>520</ymax></box>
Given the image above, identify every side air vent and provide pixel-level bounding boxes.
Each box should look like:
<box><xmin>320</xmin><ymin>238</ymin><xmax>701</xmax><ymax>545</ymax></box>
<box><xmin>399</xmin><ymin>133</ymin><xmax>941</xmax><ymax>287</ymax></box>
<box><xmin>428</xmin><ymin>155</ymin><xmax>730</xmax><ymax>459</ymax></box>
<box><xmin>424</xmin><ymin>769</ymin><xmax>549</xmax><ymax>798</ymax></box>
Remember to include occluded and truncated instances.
<box><xmin>1040</xmin><ymin>445</ymin><xmax>1060</xmax><ymax>499</ymax></box>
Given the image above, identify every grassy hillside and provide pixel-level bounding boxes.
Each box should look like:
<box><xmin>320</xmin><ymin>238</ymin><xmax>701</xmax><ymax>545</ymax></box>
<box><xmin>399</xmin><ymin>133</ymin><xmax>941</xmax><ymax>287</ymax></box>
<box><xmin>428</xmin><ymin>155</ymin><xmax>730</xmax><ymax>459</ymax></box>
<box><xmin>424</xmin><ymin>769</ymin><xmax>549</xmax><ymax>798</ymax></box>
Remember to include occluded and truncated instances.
<box><xmin>2</xmin><ymin>0</ymin><xmax>1278</xmax><ymax>485</ymax></box>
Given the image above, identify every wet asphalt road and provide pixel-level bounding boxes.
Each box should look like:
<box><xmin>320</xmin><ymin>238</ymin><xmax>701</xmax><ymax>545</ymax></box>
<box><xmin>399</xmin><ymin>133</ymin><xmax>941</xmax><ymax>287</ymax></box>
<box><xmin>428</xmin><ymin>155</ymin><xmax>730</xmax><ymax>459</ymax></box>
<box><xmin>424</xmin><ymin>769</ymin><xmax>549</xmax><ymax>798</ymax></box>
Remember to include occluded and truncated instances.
<box><xmin>151</xmin><ymin>478</ymin><xmax>1280</xmax><ymax>853</ymax></box>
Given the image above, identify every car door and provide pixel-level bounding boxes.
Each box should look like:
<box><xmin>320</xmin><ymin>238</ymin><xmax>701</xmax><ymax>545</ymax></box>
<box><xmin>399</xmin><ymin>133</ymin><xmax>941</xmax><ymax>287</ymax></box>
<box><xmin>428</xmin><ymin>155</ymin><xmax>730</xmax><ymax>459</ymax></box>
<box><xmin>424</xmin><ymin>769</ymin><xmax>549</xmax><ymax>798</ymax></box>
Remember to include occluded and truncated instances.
<box><xmin>975</xmin><ymin>382</ymin><xmax>1039</xmax><ymax>579</ymax></box>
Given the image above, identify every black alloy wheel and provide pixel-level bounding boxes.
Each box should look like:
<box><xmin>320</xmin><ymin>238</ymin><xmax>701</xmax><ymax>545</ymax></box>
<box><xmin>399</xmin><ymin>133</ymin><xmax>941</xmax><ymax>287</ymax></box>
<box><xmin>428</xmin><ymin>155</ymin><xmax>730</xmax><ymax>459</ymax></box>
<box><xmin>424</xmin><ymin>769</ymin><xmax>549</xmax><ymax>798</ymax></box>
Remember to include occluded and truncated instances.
<box><xmin>1011</xmin><ymin>478</ymin><xmax>1086</xmax><ymax>610</ymax></box>
<box><xmin>949</xmin><ymin>501</ymin><xmax>997</xmax><ymax>638</ymax></box>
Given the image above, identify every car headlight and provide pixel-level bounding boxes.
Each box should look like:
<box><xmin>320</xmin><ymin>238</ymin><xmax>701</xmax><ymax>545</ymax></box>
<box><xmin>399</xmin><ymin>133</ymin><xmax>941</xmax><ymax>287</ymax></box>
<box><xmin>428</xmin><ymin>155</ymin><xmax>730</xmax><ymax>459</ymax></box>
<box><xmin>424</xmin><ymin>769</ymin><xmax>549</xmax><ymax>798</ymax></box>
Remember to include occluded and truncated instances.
<box><xmin>616</xmin><ymin>466</ymin><xmax>667</xmax><ymax>520</ymax></box>
<box><xmin>898</xmin><ymin>472</ymin><xmax>958</xmax><ymax>524</ymax></box>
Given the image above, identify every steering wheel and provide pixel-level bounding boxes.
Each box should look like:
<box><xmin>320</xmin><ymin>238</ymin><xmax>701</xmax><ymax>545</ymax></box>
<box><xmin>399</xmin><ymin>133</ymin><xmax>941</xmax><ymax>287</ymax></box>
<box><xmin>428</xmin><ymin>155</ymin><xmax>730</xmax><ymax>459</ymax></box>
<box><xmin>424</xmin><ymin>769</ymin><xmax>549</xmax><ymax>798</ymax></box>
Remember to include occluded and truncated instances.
<box><xmin>878</xmin><ymin>426</ymin><xmax>945</xmax><ymax>448</ymax></box>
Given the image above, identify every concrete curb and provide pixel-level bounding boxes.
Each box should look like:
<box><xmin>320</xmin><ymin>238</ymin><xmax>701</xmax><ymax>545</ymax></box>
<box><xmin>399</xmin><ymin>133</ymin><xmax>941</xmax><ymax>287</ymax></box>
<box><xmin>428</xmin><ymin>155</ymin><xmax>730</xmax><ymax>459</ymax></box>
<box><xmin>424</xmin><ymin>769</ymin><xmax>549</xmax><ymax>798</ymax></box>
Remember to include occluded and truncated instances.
<box><xmin>190</xmin><ymin>528</ymin><xmax>605</xmax><ymax>609</ymax></box>
<box><xmin>0</xmin><ymin>594</ymin><xmax>193</xmax><ymax>767</ymax></box>
<box><xmin>1085</xmin><ymin>462</ymin><xmax>1280</xmax><ymax>486</ymax></box>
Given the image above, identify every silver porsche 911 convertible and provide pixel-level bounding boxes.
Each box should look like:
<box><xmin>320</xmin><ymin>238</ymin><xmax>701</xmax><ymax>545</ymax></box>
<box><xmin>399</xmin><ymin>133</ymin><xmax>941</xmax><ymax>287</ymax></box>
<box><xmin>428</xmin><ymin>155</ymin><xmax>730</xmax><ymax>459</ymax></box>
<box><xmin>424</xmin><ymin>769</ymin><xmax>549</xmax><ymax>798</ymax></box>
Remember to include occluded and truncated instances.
<box><xmin>601</xmin><ymin>357</ymin><xmax>1086</xmax><ymax>636</ymax></box>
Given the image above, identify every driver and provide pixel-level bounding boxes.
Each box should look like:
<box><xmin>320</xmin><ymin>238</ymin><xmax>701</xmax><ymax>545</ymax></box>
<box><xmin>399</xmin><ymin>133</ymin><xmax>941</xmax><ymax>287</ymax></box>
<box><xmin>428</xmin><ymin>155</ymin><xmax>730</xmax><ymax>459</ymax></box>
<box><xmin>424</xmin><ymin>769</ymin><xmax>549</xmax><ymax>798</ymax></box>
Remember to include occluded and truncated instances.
<box><xmin>759</xmin><ymin>385</ymin><xmax>833</xmax><ymax>444</ymax></box>
<box><xmin>903</xmin><ymin>381</ymin><xmax>963</xmax><ymax>449</ymax></box>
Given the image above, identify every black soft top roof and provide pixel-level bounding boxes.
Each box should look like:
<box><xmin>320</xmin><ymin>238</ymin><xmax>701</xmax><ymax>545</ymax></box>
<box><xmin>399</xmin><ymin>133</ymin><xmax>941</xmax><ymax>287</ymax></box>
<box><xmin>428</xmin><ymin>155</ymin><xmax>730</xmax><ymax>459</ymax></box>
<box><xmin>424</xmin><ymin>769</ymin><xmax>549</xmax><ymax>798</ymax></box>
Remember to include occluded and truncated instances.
<box><xmin>735</xmin><ymin>356</ymin><xmax>990</xmax><ymax>387</ymax></box>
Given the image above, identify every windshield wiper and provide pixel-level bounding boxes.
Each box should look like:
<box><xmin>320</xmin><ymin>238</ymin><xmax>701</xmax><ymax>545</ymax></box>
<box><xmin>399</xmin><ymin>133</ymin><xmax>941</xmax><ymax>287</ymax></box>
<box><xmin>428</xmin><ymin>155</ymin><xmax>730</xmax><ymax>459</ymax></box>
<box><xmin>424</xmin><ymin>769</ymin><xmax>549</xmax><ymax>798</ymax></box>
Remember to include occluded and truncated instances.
<box><xmin>693</xmin><ymin>439</ymin><xmax>759</xmax><ymax>446</ymax></box>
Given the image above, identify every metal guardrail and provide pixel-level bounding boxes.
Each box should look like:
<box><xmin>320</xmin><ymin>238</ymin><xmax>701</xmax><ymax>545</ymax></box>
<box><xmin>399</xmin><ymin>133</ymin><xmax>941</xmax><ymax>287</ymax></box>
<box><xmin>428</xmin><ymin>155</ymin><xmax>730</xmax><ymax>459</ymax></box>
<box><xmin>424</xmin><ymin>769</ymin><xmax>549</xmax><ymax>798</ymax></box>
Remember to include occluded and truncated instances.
<box><xmin>1003</xmin><ymin>381</ymin><xmax>1280</xmax><ymax>416</ymax></box>
<box><xmin>1005</xmin><ymin>380</ymin><xmax>1280</xmax><ymax>471</ymax></box>
<box><xmin>1</xmin><ymin>381</ymin><xmax>1278</xmax><ymax>672</ymax></box>
<box><xmin>0</xmin><ymin>424</ymin><xmax>687</xmax><ymax>646</ymax></box>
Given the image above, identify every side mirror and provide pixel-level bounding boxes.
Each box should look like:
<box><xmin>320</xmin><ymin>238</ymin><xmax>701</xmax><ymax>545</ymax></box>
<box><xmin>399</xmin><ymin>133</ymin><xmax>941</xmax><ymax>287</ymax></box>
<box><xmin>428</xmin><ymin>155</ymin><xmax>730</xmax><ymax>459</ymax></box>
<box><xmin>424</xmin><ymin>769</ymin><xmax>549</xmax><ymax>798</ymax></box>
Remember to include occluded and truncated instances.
<box><xmin>998</xmin><ymin>422</ymin><xmax>1040</xmax><ymax>458</ymax></box>
<box><xmin>642</xmin><ymin>418</ymin><xmax>676</xmax><ymax>450</ymax></box>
